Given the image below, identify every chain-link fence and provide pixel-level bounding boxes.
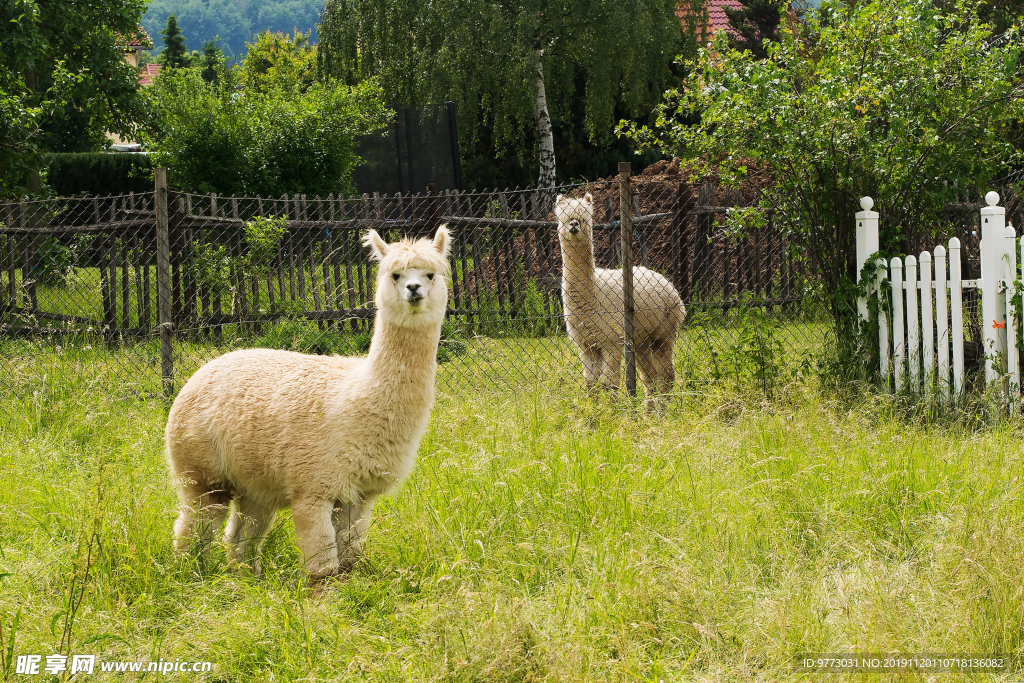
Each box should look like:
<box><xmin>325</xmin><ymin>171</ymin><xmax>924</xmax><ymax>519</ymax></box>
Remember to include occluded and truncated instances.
<box><xmin>1</xmin><ymin>165</ymin><xmax>833</xmax><ymax>413</ymax></box>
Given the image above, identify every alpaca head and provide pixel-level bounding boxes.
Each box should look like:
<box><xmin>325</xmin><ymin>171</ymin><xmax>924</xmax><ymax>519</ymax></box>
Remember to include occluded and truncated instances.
<box><xmin>364</xmin><ymin>225</ymin><xmax>452</xmax><ymax>329</ymax></box>
<box><xmin>554</xmin><ymin>193</ymin><xmax>594</xmax><ymax>246</ymax></box>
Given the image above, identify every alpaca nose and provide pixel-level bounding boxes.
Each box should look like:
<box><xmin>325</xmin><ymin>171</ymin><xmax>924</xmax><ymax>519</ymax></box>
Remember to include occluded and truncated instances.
<box><xmin>569</xmin><ymin>220</ymin><xmax>580</xmax><ymax>235</ymax></box>
<box><xmin>406</xmin><ymin>282</ymin><xmax>421</xmax><ymax>293</ymax></box>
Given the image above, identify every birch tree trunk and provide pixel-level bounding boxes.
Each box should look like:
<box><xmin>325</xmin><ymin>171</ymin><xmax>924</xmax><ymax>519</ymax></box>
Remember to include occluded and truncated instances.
<box><xmin>533</xmin><ymin>48</ymin><xmax>557</xmax><ymax>188</ymax></box>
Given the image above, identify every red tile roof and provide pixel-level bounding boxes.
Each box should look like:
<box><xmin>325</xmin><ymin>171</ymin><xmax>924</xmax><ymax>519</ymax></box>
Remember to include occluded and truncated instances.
<box><xmin>139</xmin><ymin>63</ymin><xmax>161</xmax><ymax>87</ymax></box>
<box><xmin>706</xmin><ymin>0</ymin><xmax>744</xmax><ymax>36</ymax></box>
<box><xmin>121</xmin><ymin>24</ymin><xmax>154</xmax><ymax>50</ymax></box>
<box><xmin>679</xmin><ymin>0</ymin><xmax>743</xmax><ymax>40</ymax></box>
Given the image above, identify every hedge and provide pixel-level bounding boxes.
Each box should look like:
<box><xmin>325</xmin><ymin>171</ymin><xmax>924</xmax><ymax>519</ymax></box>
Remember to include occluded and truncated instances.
<box><xmin>44</xmin><ymin>153</ymin><xmax>154</xmax><ymax>196</ymax></box>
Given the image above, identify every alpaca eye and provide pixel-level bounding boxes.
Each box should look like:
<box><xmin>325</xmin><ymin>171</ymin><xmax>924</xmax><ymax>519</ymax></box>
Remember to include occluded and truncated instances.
<box><xmin>426</xmin><ymin>273</ymin><xmax>434</xmax><ymax>281</ymax></box>
<box><xmin>392</xmin><ymin>272</ymin><xmax>400</xmax><ymax>282</ymax></box>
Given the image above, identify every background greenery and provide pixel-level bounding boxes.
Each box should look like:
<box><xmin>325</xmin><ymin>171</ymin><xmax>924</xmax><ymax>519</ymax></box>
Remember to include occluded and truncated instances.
<box><xmin>141</xmin><ymin>0</ymin><xmax>325</xmax><ymax>61</ymax></box>
<box><xmin>143</xmin><ymin>33</ymin><xmax>389</xmax><ymax>196</ymax></box>
<box><xmin>624</xmin><ymin>0</ymin><xmax>1024</xmax><ymax>335</ymax></box>
<box><xmin>318</xmin><ymin>0</ymin><xmax>694</xmax><ymax>188</ymax></box>
<box><xmin>0</xmin><ymin>0</ymin><xmax>154</xmax><ymax>197</ymax></box>
<box><xmin>42</xmin><ymin>153</ymin><xmax>154</xmax><ymax>196</ymax></box>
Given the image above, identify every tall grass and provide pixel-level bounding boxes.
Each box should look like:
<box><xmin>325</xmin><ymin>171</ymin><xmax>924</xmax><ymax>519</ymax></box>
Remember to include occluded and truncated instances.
<box><xmin>1</xmin><ymin>346</ymin><xmax>1023</xmax><ymax>680</ymax></box>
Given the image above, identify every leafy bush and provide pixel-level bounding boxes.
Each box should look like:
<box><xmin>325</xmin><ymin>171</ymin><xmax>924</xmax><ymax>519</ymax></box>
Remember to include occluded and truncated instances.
<box><xmin>146</xmin><ymin>68</ymin><xmax>389</xmax><ymax>196</ymax></box>
<box><xmin>32</xmin><ymin>235</ymin><xmax>94</xmax><ymax>286</ymax></box>
<box><xmin>240</xmin><ymin>31</ymin><xmax>317</xmax><ymax>95</ymax></box>
<box><xmin>251</xmin><ymin>318</ymin><xmax>371</xmax><ymax>356</ymax></box>
<box><xmin>624</xmin><ymin>0</ymin><xmax>1024</xmax><ymax>329</ymax></box>
<box><xmin>43</xmin><ymin>153</ymin><xmax>153</xmax><ymax>196</ymax></box>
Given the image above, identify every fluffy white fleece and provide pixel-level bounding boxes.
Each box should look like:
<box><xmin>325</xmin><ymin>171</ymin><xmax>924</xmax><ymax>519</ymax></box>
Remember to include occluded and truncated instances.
<box><xmin>166</xmin><ymin>226</ymin><xmax>452</xmax><ymax>579</ymax></box>
<box><xmin>556</xmin><ymin>194</ymin><xmax>685</xmax><ymax>403</ymax></box>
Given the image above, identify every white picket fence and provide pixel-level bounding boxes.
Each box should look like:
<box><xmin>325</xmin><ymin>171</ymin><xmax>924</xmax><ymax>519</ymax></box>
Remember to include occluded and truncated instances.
<box><xmin>857</xmin><ymin>192</ymin><xmax>1019</xmax><ymax>405</ymax></box>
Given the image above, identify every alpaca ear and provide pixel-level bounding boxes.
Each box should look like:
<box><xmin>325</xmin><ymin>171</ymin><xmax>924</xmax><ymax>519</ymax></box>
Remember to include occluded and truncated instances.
<box><xmin>432</xmin><ymin>224</ymin><xmax>452</xmax><ymax>258</ymax></box>
<box><xmin>363</xmin><ymin>229</ymin><xmax>389</xmax><ymax>261</ymax></box>
<box><xmin>584</xmin><ymin>193</ymin><xmax>593</xmax><ymax>205</ymax></box>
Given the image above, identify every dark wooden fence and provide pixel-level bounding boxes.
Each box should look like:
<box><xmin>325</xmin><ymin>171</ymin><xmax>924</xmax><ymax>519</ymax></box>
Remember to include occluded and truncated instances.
<box><xmin>0</xmin><ymin>180</ymin><xmax>812</xmax><ymax>340</ymax></box>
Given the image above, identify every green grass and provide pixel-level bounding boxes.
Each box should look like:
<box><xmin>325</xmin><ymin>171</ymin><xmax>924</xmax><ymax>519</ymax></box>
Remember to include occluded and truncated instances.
<box><xmin>2</xmin><ymin>341</ymin><xmax>1022</xmax><ymax>681</ymax></box>
<box><xmin>0</xmin><ymin>315</ymin><xmax>829</xmax><ymax>402</ymax></box>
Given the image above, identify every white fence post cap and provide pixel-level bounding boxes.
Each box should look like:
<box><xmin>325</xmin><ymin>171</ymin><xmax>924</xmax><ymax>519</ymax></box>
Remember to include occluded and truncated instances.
<box><xmin>860</xmin><ymin>196</ymin><xmax>874</xmax><ymax>211</ymax></box>
<box><xmin>986</xmin><ymin>191</ymin><xmax>1000</xmax><ymax>207</ymax></box>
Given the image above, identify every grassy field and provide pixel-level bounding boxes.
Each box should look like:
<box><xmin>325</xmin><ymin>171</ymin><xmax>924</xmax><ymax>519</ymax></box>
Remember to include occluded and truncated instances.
<box><xmin>1</xmin><ymin>341</ymin><xmax>1023</xmax><ymax>681</ymax></box>
<box><xmin>0</xmin><ymin>312</ymin><xmax>828</xmax><ymax>401</ymax></box>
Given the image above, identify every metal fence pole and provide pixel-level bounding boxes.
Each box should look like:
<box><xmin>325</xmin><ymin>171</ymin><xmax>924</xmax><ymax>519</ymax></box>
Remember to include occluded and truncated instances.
<box><xmin>619</xmin><ymin>162</ymin><xmax>636</xmax><ymax>397</ymax></box>
<box><xmin>155</xmin><ymin>167</ymin><xmax>174</xmax><ymax>398</ymax></box>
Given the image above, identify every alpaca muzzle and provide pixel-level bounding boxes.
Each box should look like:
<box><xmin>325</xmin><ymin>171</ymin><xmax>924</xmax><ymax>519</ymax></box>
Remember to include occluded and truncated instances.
<box><xmin>568</xmin><ymin>219</ymin><xmax>580</xmax><ymax>235</ymax></box>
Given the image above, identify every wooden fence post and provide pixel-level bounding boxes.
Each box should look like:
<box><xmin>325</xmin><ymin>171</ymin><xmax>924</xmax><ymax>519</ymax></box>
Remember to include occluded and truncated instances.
<box><xmin>694</xmin><ymin>182</ymin><xmax>714</xmax><ymax>299</ymax></box>
<box><xmin>619</xmin><ymin>162</ymin><xmax>636</xmax><ymax>397</ymax></box>
<box><xmin>155</xmin><ymin>167</ymin><xmax>174</xmax><ymax>398</ymax></box>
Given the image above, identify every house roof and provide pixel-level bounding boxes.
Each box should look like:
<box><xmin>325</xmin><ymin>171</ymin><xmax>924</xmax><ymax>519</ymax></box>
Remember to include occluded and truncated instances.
<box><xmin>139</xmin><ymin>63</ymin><xmax>161</xmax><ymax>87</ymax></box>
<box><xmin>706</xmin><ymin>0</ymin><xmax>744</xmax><ymax>36</ymax></box>
<box><xmin>122</xmin><ymin>24</ymin><xmax>154</xmax><ymax>50</ymax></box>
<box><xmin>678</xmin><ymin>0</ymin><xmax>744</xmax><ymax>40</ymax></box>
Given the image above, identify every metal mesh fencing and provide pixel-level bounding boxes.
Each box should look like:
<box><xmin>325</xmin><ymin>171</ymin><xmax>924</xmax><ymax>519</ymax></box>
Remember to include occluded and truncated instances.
<box><xmin>0</xmin><ymin>171</ymin><xmax>831</xmax><ymax>415</ymax></box>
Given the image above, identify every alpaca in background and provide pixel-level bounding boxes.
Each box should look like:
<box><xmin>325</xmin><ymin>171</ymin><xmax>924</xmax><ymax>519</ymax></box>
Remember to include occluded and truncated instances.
<box><xmin>166</xmin><ymin>226</ymin><xmax>452</xmax><ymax>580</ymax></box>
<box><xmin>556</xmin><ymin>194</ymin><xmax>684</xmax><ymax>404</ymax></box>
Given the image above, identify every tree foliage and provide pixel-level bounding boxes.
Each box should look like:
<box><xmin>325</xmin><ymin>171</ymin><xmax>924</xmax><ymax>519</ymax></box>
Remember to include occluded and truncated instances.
<box><xmin>160</xmin><ymin>14</ymin><xmax>191</xmax><ymax>68</ymax></box>
<box><xmin>199</xmin><ymin>39</ymin><xmax>227</xmax><ymax>83</ymax></box>
<box><xmin>318</xmin><ymin>0</ymin><xmax>693</xmax><ymax>186</ymax></box>
<box><xmin>240</xmin><ymin>31</ymin><xmax>317</xmax><ymax>94</ymax></box>
<box><xmin>145</xmin><ymin>56</ymin><xmax>389</xmax><ymax>196</ymax></box>
<box><xmin>725</xmin><ymin>0</ymin><xmax>785</xmax><ymax>59</ymax></box>
<box><xmin>624</xmin><ymin>0</ymin><xmax>1024</xmax><ymax>323</ymax></box>
<box><xmin>0</xmin><ymin>0</ymin><xmax>152</xmax><ymax>196</ymax></box>
<box><xmin>142</xmin><ymin>0</ymin><xmax>324</xmax><ymax>61</ymax></box>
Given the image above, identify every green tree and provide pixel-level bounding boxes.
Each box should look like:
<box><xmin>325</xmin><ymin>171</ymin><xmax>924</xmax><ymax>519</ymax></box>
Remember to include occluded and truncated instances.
<box><xmin>240</xmin><ymin>31</ymin><xmax>317</xmax><ymax>94</ymax></box>
<box><xmin>725</xmin><ymin>0</ymin><xmax>785</xmax><ymax>59</ymax></box>
<box><xmin>199</xmin><ymin>39</ymin><xmax>227</xmax><ymax>83</ymax></box>
<box><xmin>318</xmin><ymin>0</ymin><xmax>693</xmax><ymax>188</ymax></box>
<box><xmin>145</xmin><ymin>68</ymin><xmax>389</xmax><ymax>195</ymax></box>
<box><xmin>141</xmin><ymin>0</ymin><xmax>325</xmax><ymax>61</ymax></box>
<box><xmin>0</xmin><ymin>0</ymin><xmax>152</xmax><ymax>196</ymax></box>
<box><xmin>160</xmin><ymin>14</ymin><xmax>191</xmax><ymax>68</ymax></box>
<box><xmin>623</xmin><ymin>0</ymin><xmax>1024</xmax><ymax>326</ymax></box>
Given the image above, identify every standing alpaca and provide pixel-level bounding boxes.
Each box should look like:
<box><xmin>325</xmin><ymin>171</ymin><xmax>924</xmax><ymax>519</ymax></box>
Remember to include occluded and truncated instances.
<box><xmin>166</xmin><ymin>226</ymin><xmax>451</xmax><ymax>580</ymax></box>
<box><xmin>556</xmin><ymin>194</ymin><xmax>685</xmax><ymax>402</ymax></box>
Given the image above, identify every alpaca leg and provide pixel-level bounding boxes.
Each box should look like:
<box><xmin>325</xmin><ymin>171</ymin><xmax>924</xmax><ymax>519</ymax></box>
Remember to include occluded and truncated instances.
<box><xmin>225</xmin><ymin>496</ymin><xmax>276</xmax><ymax>575</ymax></box>
<box><xmin>292</xmin><ymin>498</ymin><xmax>338</xmax><ymax>580</ymax></box>
<box><xmin>636</xmin><ymin>343</ymin><xmax>656</xmax><ymax>397</ymax></box>
<box><xmin>647</xmin><ymin>340</ymin><xmax>677</xmax><ymax>410</ymax></box>
<box><xmin>600</xmin><ymin>346</ymin><xmax>622</xmax><ymax>390</ymax></box>
<box><xmin>580</xmin><ymin>346</ymin><xmax>603</xmax><ymax>388</ymax></box>
<box><xmin>654</xmin><ymin>339</ymin><xmax>677</xmax><ymax>394</ymax></box>
<box><xmin>172</xmin><ymin>480</ymin><xmax>231</xmax><ymax>554</ymax></box>
<box><xmin>332</xmin><ymin>495</ymin><xmax>379</xmax><ymax>572</ymax></box>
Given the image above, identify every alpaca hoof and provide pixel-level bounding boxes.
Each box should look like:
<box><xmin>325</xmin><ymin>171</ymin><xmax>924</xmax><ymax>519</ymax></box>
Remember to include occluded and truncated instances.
<box><xmin>337</xmin><ymin>556</ymin><xmax>360</xmax><ymax>573</ymax></box>
<box><xmin>307</xmin><ymin>567</ymin><xmax>339</xmax><ymax>584</ymax></box>
<box><xmin>230</xmin><ymin>559</ymin><xmax>263</xmax><ymax>577</ymax></box>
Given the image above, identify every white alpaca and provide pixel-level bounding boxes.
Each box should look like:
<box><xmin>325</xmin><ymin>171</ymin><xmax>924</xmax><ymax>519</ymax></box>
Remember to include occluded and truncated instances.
<box><xmin>556</xmin><ymin>194</ymin><xmax>685</xmax><ymax>401</ymax></box>
<box><xmin>165</xmin><ymin>226</ymin><xmax>451</xmax><ymax>579</ymax></box>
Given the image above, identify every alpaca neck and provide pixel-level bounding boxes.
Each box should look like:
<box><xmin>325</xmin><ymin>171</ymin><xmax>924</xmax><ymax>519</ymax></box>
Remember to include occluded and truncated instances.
<box><xmin>561</xmin><ymin>239</ymin><xmax>596</xmax><ymax>301</ymax></box>
<box><xmin>365</xmin><ymin>315</ymin><xmax>440</xmax><ymax>394</ymax></box>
